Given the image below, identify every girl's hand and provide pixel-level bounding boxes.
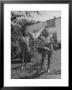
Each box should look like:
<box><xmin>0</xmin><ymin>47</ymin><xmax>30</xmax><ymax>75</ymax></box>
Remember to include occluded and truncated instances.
<box><xmin>52</xmin><ymin>50</ymin><xmax>55</xmax><ymax>53</ymax></box>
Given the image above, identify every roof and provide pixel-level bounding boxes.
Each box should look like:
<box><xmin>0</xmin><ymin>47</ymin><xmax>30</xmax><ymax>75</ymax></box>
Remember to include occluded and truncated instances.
<box><xmin>26</xmin><ymin>21</ymin><xmax>47</xmax><ymax>34</ymax></box>
<box><xmin>26</xmin><ymin>17</ymin><xmax>61</xmax><ymax>39</ymax></box>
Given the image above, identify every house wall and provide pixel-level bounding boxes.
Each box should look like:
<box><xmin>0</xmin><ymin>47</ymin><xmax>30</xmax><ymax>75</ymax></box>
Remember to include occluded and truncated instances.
<box><xmin>26</xmin><ymin>17</ymin><xmax>61</xmax><ymax>42</ymax></box>
<box><xmin>46</xmin><ymin>17</ymin><xmax>61</xmax><ymax>42</ymax></box>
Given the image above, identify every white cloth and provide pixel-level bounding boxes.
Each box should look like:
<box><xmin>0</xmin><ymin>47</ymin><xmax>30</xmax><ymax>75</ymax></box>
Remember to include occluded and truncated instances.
<box><xmin>22</xmin><ymin>36</ymin><xmax>30</xmax><ymax>51</ymax></box>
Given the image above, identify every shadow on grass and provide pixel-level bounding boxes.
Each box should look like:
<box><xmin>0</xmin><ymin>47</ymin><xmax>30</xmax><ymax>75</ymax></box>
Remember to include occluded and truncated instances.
<box><xmin>12</xmin><ymin>64</ymin><xmax>61</xmax><ymax>79</ymax></box>
<box><xmin>19</xmin><ymin>70</ymin><xmax>48</xmax><ymax>79</ymax></box>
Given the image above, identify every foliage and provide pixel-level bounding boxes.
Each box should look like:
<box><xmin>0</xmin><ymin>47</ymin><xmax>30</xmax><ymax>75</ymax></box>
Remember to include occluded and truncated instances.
<box><xmin>11</xmin><ymin>11</ymin><xmax>61</xmax><ymax>60</ymax></box>
<box><xmin>11</xmin><ymin>11</ymin><xmax>40</xmax><ymax>59</ymax></box>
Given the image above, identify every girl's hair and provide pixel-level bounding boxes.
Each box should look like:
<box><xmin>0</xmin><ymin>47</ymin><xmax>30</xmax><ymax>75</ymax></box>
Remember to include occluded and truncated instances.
<box><xmin>20</xmin><ymin>29</ymin><xmax>28</xmax><ymax>37</ymax></box>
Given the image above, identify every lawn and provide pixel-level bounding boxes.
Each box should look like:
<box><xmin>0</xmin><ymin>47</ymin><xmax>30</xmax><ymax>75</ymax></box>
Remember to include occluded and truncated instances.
<box><xmin>11</xmin><ymin>49</ymin><xmax>61</xmax><ymax>79</ymax></box>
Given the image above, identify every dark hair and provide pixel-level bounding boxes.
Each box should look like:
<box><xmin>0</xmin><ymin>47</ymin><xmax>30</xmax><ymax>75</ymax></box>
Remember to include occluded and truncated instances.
<box><xmin>20</xmin><ymin>24</ymin><xmax>28</xmax><ymax>37</ymax></box>
<box><xmin>41</xmin><ymin>29</ymin><xmax>49</xmax><ymax>38</ymax></box>
<box><xmin>21</xmin><ymin>29</ymin><xmax>27</xmax><ymax>37</ymax></box>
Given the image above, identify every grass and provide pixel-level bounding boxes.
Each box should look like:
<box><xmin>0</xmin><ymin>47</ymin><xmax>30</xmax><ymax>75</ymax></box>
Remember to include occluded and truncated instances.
<box><xmin>11</xmin><ymin>49</ymin><xmax>61</xmax><ymax>79</ymax></box>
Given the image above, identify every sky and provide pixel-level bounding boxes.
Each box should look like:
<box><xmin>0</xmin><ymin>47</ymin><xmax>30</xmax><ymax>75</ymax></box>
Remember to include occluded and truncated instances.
<box><xmin>13</xmin><ymin>11</ymin><xmax>61</xmax><ymax>21</ymax></box>
<box><xmin>31</xmin><ymin>11</ymin><xmax>61</xmax><ymax>21</ymax></box>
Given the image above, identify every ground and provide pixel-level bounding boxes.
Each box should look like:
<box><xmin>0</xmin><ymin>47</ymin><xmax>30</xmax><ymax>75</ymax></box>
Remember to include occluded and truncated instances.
<box><xmin>11</xmin><ymin>49</ymin><xmax>61</xmax><ymax>79</ymax></box>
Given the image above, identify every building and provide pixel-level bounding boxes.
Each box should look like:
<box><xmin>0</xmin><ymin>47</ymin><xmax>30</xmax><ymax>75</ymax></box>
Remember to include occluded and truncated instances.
<box><xmin>26</xmin><ymin>17</ymin><xmax>61</xmax><ymax>42</ymax></box>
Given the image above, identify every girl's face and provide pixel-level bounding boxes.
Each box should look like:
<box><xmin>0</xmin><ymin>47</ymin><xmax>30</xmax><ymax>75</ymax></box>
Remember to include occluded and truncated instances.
<box><xmin>26</xmin><ymin>36</ymin><xmax>29</xmax><ymax>41</ymax></box>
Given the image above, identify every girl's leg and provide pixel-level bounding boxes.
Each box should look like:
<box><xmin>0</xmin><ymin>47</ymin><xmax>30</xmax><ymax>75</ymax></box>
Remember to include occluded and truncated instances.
<box><xmin>21</xmin><ymin>54</ymin><xmax>24</xmax><ymax>69</ymax></box>
<box><xmin>21</xmin><ymin>47</ymin><xmax>25</xmax><ymax>69</ymax></box>
<box><xmin>38</xmin><ymin>52</ymin><xmax>46</xmax><ymax>74</ymax></box>
<box><xmin>41</xmin><ymin>53</ymin><xmax>46</xmax><ymax>70</ymax></box>
<box><xmin>24</xmin><ymin>47</ymin><xmax>28</xmax><ymax>69</ymax></box>
<box><xmin>47</xmin><ymin>51</ymin><xmax>52</xmax><ymax>72</ymax></box>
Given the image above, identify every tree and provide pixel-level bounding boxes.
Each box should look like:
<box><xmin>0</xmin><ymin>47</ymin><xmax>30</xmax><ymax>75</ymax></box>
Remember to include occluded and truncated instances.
<box><xmin>11</xmin><ymin>11</ymin><xmax>40</xmax><ymax>59</ymax></box>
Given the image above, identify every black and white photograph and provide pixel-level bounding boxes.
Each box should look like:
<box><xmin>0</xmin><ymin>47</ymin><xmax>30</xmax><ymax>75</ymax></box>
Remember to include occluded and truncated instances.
<box><xmin>4</xmin><ymin>4</ymin><xmax>69</xmax><ymax>86</ymax></box>
<box><xmin>11</xmin><ymin>11</ymin><xmax>61</xmax><ymax>79</ymax></box>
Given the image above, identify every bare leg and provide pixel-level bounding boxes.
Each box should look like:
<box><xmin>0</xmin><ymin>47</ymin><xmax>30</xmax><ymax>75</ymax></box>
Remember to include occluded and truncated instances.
<box><xmin>41</xmin><ymin>53</ymin><xmax>46</xmax><ymax>70</ymax></box>
<box><xmin>21</xmin><ymin>47</ymin><xmax>25</xmax><ymax>69</ymax></box>
<box><xmin>24</xmin><ymin>62</ymin><xmax>27</xmax><ymax>70</ymax></box>
<box><xmin>21</xmin><ymin>55</ymin><xmax>24</xmax><ymax>69</ymax></box>
<box><xmin>47</xmin><ymin>51</ymin><xmax>52</xmax><ymax>72</ymax></box>
<box><xmin>38</xmin><ymin>53</ymin><xmax>46</xmax><ymax>74</ymax></box>
<box><xmin>24</xmin><ymin>49</ymin><xmax>29</xmax><ymax>69</ymax></box>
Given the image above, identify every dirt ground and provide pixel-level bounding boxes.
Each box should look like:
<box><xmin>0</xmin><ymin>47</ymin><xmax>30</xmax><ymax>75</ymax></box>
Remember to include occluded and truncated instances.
<box><xmin>11</xmin><ymin>49</ymin><xmax>61</xmax><ymax>79</ymax></box>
